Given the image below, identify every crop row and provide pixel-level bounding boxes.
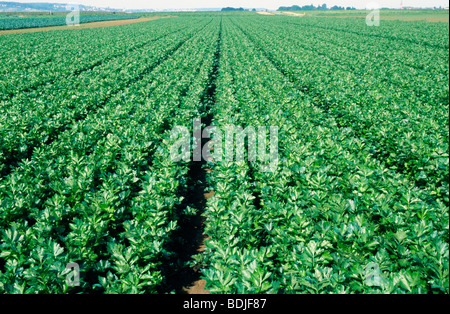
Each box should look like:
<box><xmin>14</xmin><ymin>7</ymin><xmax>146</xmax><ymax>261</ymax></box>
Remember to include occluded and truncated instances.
<box><xmin>0</xmin><ymin>19</ymin><xmax>212</xmax><ymax>178</ymax></box>
<box><xmin>0</xmin><ymin>14</ymin><xmax>447</xmax><ymax>295</ymax></box>
<box><xmin>244</xmin><ymin>16</ymin><xmax>449</xmax><ymax>114</ymax></box>
<box><xmin>277</xmin><ymin>15</ymin><xmax>449</xmax><ymax>49</ymax></box>
<box><xmin>231</xmin><ymin>16</ymin><xmax>449</xmax><ymax>207</ymax></box>
<box><xmin>199</xmin><ymin>17</ymin><xmax>448</xmax><ymax>294</ymax></box>
<box><xmin>259</xmin><ymin>17</ymin><xmax>449</xmax><ymax>93</ymax></box>
<box><xmin>0</xmin><ymin>17</ymin><xmax>194</xmax><ymax>100</ymax></box>
<box><xmin>0</xmin><ymin>18</ymin><xmax>220</xmax><ymax>293</ymax></box>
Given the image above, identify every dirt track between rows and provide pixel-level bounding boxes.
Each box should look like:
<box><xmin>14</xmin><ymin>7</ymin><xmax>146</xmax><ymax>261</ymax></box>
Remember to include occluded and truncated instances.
<box><xmin>0</xmin><ymin>16</ymin><xmax>174</xmax><ymax>35</ymax></box>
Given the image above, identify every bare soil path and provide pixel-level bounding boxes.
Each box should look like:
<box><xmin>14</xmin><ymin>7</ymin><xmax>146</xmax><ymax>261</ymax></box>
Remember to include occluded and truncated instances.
<box><xmin>281</xmin><ymin>12</ymin><xmax>306</xmax><ymax>16</ymax></box>
<box><xmin>157</xmin><ymin>20</ymin><xmax>222</xmax><ymax>295</ymax></box>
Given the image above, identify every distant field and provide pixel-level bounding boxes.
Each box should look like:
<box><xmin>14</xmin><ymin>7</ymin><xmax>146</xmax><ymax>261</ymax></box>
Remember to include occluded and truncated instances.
<box><xmin>0</xmin><ymin>13</ymin><xmax>146</xmax><ymax>30</ymax></box>
<box><xmin>0</xmin><ymin>16</ymin><xmax>173</xmax><ymax>35</ymax></box>
<box><xmin>278</xmin><ymin>9</ymin><xmax>449</xmax><ymax>22</ymax></box>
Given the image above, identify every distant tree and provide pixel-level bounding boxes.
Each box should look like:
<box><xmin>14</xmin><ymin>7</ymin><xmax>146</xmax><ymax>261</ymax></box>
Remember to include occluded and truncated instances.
<box><xmin>221</xmin><ymin>7</ymin><xmax>245</xmax><ymax>11</ymax></box>
<box><xmin>278</xmin><ymin>3</ymin><xmax>352</xmax><ymax>11</ymax></box>
<box><xmin>302</xmin><ymin>4</ymin><xmax>315</xmax><ymax>10</ymax></box>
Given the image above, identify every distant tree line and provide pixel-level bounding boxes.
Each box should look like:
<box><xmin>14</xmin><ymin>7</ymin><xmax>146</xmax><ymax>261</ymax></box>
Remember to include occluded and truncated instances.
<box><xmin>278</xmin><ymin>4</ymin><xmax>356</xmax><ymax>11</ymax></box>
<box><xmin>221</xmin><ymin>7</ymin><xmax>246</xmax><ymax>11</ymax></box>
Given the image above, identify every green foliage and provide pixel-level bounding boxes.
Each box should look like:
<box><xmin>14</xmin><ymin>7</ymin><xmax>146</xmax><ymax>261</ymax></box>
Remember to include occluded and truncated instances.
<box><xmin>0</xmin><ymin>13</ymin><xmax>448</xmax><ymax>294</ymax></box>
<box><xmin>0</xmin><ymin>16</ymin><xmax>220</xmax><ymax>293</ymax></box>
<box><xmin>199</xmin><ymin>16</ymin><xmax>449</xmax><ymax>294</ymax></box>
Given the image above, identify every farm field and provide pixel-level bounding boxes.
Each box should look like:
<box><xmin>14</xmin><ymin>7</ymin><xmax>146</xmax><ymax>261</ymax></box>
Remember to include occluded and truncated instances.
<box><xmin>0</xmin><ymin>13</ymin><xmax>144</xmax><ymax>30</ymax></box>
<box><xmin>0</xmin><ymin>16</ymin><xmax>172</xmax><ymax>36</ymax></box>
<box><xmin>0</xmin><ymin>11</ymin><xmax>448</xmax><ymax>294</ymax></box>
<box><xmin>280</xmin><ymin>9</ymin><xmax>450</xmax><ymax>22</ymax></box>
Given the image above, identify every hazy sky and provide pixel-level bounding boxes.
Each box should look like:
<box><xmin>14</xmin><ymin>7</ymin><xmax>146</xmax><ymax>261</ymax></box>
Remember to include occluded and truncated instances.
<box><xmin>11</xmin><ymin>0</ymin><xmax>450</xmax><ymax>10</ymax></box>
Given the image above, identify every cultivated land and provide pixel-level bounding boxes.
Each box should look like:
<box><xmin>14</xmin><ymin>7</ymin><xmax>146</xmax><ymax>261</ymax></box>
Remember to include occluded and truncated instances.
<box><xmin>0</xmin><ymin>11</ymin><xmax>448</xmax><ymax>294</ymax></box>
<box><xmin>0</xmin><ymin>16</ymin><xmax>173</xmax><ymax>35</ymax></box>
<box><xmin>282</xmin><ymin>9</ymin><xmax>449</xmax><ymax>22</ymax></box>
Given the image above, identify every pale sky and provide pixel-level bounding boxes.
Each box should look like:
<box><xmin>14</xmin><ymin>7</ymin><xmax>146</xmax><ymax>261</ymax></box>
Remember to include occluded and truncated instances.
<box><xmin>9</xmin><ymin>0</ymin><xmax>450</xmax><ymax>10</ymax></box>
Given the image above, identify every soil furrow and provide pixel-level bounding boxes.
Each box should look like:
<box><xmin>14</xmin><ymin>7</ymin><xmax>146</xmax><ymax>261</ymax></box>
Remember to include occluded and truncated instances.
<box><xmin>159</xmin><ymin>18</ymin><xmax>222</xmax><ymax>295</ymax></box>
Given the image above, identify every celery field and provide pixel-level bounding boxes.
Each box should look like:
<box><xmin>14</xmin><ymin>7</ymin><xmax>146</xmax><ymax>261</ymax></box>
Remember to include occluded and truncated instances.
<box><xmin>0</xmin><ymin>12</ymin><xmax>448</xmax><ymax>294</ymax></box>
